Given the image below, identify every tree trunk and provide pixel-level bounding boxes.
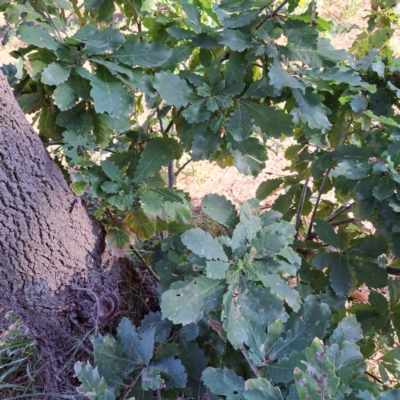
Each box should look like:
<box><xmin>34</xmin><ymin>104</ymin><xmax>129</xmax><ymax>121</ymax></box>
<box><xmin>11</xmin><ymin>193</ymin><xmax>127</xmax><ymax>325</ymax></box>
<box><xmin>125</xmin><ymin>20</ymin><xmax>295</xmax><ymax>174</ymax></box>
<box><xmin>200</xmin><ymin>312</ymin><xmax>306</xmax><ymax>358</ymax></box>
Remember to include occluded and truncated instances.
<box><xmin>0</xmin><ymin>71</ymin><xmax>124</xmax><ymax>374</ymax></box>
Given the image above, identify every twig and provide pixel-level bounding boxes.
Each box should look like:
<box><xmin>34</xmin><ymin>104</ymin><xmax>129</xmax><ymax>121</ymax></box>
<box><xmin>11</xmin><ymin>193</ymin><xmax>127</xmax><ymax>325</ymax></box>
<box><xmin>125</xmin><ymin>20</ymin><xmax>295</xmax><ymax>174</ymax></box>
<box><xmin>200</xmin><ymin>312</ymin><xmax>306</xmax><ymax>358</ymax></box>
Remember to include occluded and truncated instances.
<box><xmin>365</xmin><ymin>371</ymin><xmax>384</xmax><ymax>385</ymax></box>
<box><xmin>295</xmin><ymin>178</ymin><xmax>309</xmax><ymax>237</ymax></box>
<box><xmin>132</xmin><ymin>5</ymin><xmax>142</xmax><ymax>39</ymax></box>
<box><xmin>255</xmin><ymin>0</ymin><xmax>289</xmax><ymax>29</ymax></box>
<box><xmin>37</xmin><ymin>0</ymin><xmax>64</xmax><ymax>43</ymax></box>
<box><xmin>307</xmin><ymin>117</ymin><xmax>353</xmax><ymax>238</ymax></box>
<box><xmin>168</xmin><ymin>161</ymin><xmax>174</xmax><ymax>188</ymax></box>
<box><xmin>306</xmin><ymin>165</ymin><xmax>332</xmax><ymax>238</ymax></box>
<box><xmin>327</xmin><ymin>199</ymin><xmax>355</xmax><ymax>222</ymax></box>
<box><xmin>129</xmin><ymin>245</ymin><xmax>160</xmax><ymax>282</ymax></box>
<box><xmin>330</xmin><ymin>218</ymin><xmax>356</xmax><ymax>227</ymax></box>
<box><xmin>174</xmin><ymin>158</ymin><xmax>192</xmax><ymax>177</ymax></box>
<box><xmin>240</xmin><ymin>346</ymin><xmax>259</xmax><ymax>378</ymax></box>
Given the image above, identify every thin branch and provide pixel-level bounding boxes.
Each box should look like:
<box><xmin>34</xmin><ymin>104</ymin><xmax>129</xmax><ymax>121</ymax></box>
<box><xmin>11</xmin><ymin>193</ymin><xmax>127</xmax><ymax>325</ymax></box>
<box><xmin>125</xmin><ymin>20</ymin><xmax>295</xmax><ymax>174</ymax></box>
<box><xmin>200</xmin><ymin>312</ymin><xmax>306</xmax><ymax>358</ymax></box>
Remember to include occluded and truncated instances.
<box><xmin>37</xmin><ymin>0</ymin><xmax>64</xmax><ymax>43</ymax></box>
<box><xmin>307</xmin><ymin>117</ymin><xmax>353</xmax><ymax>238</ymax></box>
<box><xmin>174</xmin><ymin>158</ymin><xmax>192</xmax><ymax>177</ymax></box>
<box><xmin>240</xmin><ymin>346</ymin><xmax>259</xmax><ymax>378</ymax></box>
<box><xmin>365</xmin><ymin>371</ymin><xmax>384</xmax><ymax>385</ymax></box>
<box><xmin>295</xmin><ymin>178</ymin><xmax>309</xmax><ymax>237</ymax></box>
<box><xmin>129</xmin><ymin>245</ymin><xmax>160</xmax><ymax>282</ymax></box>
<box><xmin>255</xmin><ymin>0</ymin><xmax>288</xmax><ymax>29</ymax></box>
<box><xmin>167</xmin><ymin>161</ymin><xmax>174</xmax><ymax>188</ymax></box>
<box><xmin>132</xmin><ymin>5</ymin><xmax>142</xmax><ymax>39</ymax></box>
<box><xmin>327</xmin><ymin>199</ymin><xmax>355</xmax><ymax>222</ymax></box>
<box><xmin>330</xmin><ymin>218</ymin><xmax>356</xmax><ymax>227</ymax></box>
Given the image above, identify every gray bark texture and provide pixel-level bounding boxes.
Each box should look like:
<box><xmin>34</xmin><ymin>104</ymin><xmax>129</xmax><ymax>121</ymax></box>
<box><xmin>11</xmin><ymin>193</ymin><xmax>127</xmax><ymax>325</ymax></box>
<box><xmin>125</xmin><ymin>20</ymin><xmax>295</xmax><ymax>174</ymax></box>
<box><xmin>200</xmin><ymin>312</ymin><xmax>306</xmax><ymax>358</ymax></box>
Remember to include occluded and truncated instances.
<box><xmin>0</xmin><ymin>71</ymin><xmax>124</xmax><ymax>373</ymax></box>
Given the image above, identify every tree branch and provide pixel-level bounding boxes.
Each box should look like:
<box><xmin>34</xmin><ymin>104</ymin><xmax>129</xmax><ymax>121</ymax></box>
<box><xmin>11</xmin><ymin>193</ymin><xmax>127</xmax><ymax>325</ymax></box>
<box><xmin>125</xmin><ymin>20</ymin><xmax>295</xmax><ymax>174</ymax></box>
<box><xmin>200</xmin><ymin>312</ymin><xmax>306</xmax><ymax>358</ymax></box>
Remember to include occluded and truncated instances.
<box><xmin>307</xmin><ymin>117</ymin><xmax>353</xmax><ymax>238</ymax></box>
<box><xmin>327</xmin><ymin>199</ymin><xmax>355</xmax><ymax>222</ymax></box>
<box><xmin>174</xmin><ymin>158</ymin><xmax>192</xmax><ymax>178</ymax></box>
<box><xmin>330</xmin><ymin>218</ymin><xmax>356</xmax><ymax>227</ymax></box>
<box><xmin>129</xmin><ymin>246</ymin><xmax>160</xmax><ymax>282</ymax></box>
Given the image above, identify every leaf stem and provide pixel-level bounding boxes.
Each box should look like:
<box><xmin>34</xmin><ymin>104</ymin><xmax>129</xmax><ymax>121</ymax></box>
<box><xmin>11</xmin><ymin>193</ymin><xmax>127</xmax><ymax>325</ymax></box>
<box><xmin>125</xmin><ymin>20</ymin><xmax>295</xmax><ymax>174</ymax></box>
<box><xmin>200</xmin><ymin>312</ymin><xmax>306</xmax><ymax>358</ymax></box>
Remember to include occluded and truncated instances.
<box><xmin>129</xmin><ymin>245</ymin><xmax>160</xmax><ymax>282</ymax></box>
<box><xmin>307</xmin><ymin>117</ymin><xmax>353</xmax><ymax>238</ymax></box>
<box><xmin>240</xmin><ymin>346</ymin><xmax>259</xmax><ymax>378</ymax></box>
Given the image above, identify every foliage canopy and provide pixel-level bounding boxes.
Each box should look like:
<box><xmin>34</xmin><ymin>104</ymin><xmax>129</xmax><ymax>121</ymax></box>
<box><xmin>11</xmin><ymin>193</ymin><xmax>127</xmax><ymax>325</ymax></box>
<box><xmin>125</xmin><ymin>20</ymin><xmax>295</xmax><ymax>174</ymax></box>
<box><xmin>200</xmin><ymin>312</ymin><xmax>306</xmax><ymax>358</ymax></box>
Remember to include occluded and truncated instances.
<box><xmin>2</xmin><ymin>0</ymin><xmax>400</xmax><ymax>398</ymax></box>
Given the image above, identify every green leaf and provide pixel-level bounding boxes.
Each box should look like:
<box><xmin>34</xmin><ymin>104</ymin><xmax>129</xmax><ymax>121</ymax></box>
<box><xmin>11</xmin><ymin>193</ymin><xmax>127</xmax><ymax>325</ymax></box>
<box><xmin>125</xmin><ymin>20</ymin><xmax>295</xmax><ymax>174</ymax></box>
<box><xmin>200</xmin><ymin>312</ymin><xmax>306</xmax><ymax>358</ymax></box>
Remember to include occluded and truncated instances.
<box><xmin>117</xmin><ymin>318</ymin><xmax>155</xmax><ymax>367</ymax></box>
<box><xmin>284</xmin><ymin>19</ymin><xmax>318</xmax><ymax>48</ymax></box>
<box><xmin>18</xmin><ymin>90</ymin><xmax>43</xmax><ymax>113</ymax></box>
<box><xmin>53</xmin><ymin>79</ymin><xmax>77</xmax><ymax>111</ymax></box>
<box><xmin>223</xmin><ymin>9</ymin><xmax>261</xmax><ymax>29</ymax></box>
<box><xmin>181</xmin><ymin>228</ymin><xmax>228</xmax><ymax>261</ymax></box>
<box><xmin>101</xmin><ymin>181</ymin><xmax>120</xmax><ymax>193</ymax></box>
<box><xmin>218</xmin><ymin>29</ymin><xmax>253</xmax><ymax>51</ymax></box>
<box><xmin>352</xmin><ymin>259</ymin><xmax>388</xmax><ymax>289</ymax></box>
<box><xmin>251</xmin><ymin>225</ymin><xmax>289</xmax><ymax>259</ymax></box>
<box><xmin>333</xmin><ymin>160</ymin><xmax>371</xmax><ymax>180</ymax></box>
<box><xmin>91</xmin><ymin>334</ymin><xmax>127</xmax><ymax>375</ymax></box>
<box><xmin>153</xmin><ymin>71</ymin><xmax>195</xmax><ymax>108</ymax></box>
<box><xmin>74</xmin><ymin>362</ymin><xmax>112</xmax><ymax>398</ymax></box>
<box><xmin>181</xmin><ymin>0</ymin><xmax>201</xmax><ymax>32</ymax></box>
<box><xmin>111</xmin><ymin>40</ymin><xmax>172</xmax><ymax>67</ymax></box>
<box><xmin>329</xmin><ymin>253</ymin><xmax>353</xmax><ymax>297</ymax></box>
<box><xmin>161</xmin><ymin>275</ymin><xmax>225</xmax><ymax>325</ymax></box>
<box><xmin>178</xmin><ymin>339</ymin><xmax>208</xmax><ymax>380</ymax></box>
<box><xmin>17</xmin><ymin>25</ymin><xmax>61</xmax><ymax>50</ymax></box>
<box><xmin>269</xmin><ymin>65</ymin><xmax>306</xmax><ymax>91</ymax></box>
<box><xmin>101</xmin><ymin>160</ymin><xmax>123</xmax><ymax>183</ymax></box>
<box><xmin>223</xmin><ymin>280</ymin><xmax>287</xmax><ymax>349</ymax></box>
<box><xmin>267</xmin><ymin>351</ymin><xmax>306</xmax><ymax>384</ymax></box>
<box><xmin>256</xmin><ymin>179</ymin><xmax>283</xmax><ymax>200</ymax></box>
<box><xmin>140</xmin><ymin>311</ymin><xmax>173</xmax><ymax>344</ymax></box>
<box><xmin>201</xmin><ymin>194</ymin><xmax>239</xmax><ymax>229</ymax></box>
<box><xmin>242</xmin><ymin>101</ymin><xmax>293</xmax><ymax>138</ymax></box>
<box><xmin>228</xmin><ymin>137</ymin><xmax>267</xmax><ymax>176</ymax></box>
<box><xmin>124</xmin><ymin>209</ymin><xmax>155</xmax><ymax>240</ymax></box>
<box><xmin>90</xmin><ymin>66</ymin><xmax>133</xmax><ymax>118</ymax></box>
<box><xmin>133</xmin><ymin>138</ymin><xmax>175</xmax><ymax>183</ymax></box>
<box><xmin>260</xmin><ymin>274</ymin><xmax>302</xmax><ymax>312</ymax></box>
<box><xmin>292</xmin><ymin>88</ymin><xmax>332</xmax><ymax>131</ymax></box>
<box><xmin>327</xmin><ymin>315</ymin><xmax>362</xmax><ymax>346</ymax></box>
<box><xmin>270</xmin><ymin>297</ymin><xmax>331</xmax><ymax>359</ymax></box>
<box><xmin>285</xmin><ymin>38</ymin><xmax>350</xmax><ymax>68</ymax></box>
<box><xmin>105</xmin><ymin>223</ymin><xmax>133</xmax><ymax>256</ymax></box>
<box><xmin>373</xmin><ymin>175</ymin><xmax>396</xmax><ymax>201</ymax></box>
<box><xmin>192</xmin><ymin>129</ymin><xmax>223</xmax><ymax>161</ymax></box>
<box><xmin>41</xmin><ymin>62</ymin><xmax>72</xmax><ymax>86</ymax></box>
<box><xmin>313</xmin><ymin>219</ymin><xmax>340</xmax><ymax>248</ymax></box>
<box><xmin>141</xmin><ymin>366</ymin><xmax>164</xmax><ymax>390</ymax></box>
<box><xmin>202</xmin><ymin>367</ymin><xmax>245</xmax><ymax>400</ymax></box>
<box><xmin>151</xmin><ymin>358</ymin><xmax>187</xmax><ymax>389</ymax></box>
<box><xmin>206</xmin><ymin>260</ymin><xmax>231</xmax><ymax>280</ymax></box>
<box><xmin>84</xmin><ymin>0</ymin><xmax>104</xmax><ymax>11</ymax></box>
<box><xmin>326</xmin><ymin>342</ymin><xmax>366</xmax><ymax>387</ymax></box>
<box><xmin>294</xmin><ymin>339</ymin><xmax>340</xmax><ymax>400</ymax></box>
<box><xmin>225</xmin><ymin>103</ymin><xmax>254</xmax><ymax>141</ymax></box>
<box><xmin>244</xmin><ymin>377</ymin><xmax>283</xmax><ymax>400</ymax></box>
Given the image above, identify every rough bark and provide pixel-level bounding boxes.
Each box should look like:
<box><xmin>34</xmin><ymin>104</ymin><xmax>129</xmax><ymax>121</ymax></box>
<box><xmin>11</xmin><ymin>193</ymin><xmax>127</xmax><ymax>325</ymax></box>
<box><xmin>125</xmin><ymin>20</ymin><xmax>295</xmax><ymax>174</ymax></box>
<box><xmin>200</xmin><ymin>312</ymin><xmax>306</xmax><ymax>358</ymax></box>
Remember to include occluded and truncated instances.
<box><xmin>0</xmin><ymin>71</ymin><xmax>123</xmax><ymax>371</ymax></box>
